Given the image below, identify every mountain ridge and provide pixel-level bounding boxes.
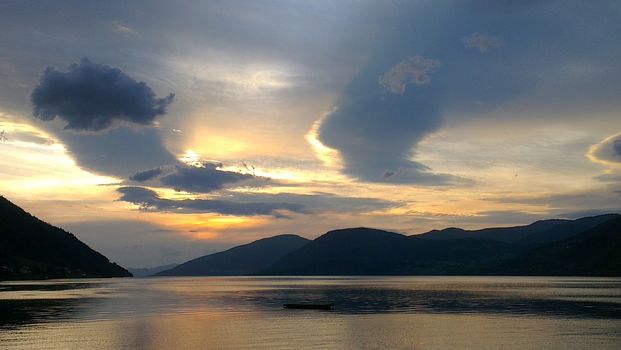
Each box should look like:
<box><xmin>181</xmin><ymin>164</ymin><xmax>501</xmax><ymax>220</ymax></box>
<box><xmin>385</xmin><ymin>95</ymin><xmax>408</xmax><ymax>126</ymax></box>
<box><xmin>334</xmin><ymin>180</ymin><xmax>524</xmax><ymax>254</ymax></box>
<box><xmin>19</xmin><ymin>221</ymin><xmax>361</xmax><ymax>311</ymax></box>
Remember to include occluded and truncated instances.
<box><xmin>162</xmin><ymin>213</ymin><xmax>620</xmax><ymax>277</ymax></box>
<box><xmin>156</xmin><ymin>234</ymin><xmax>309</xmax><ymax>276</ymax></box>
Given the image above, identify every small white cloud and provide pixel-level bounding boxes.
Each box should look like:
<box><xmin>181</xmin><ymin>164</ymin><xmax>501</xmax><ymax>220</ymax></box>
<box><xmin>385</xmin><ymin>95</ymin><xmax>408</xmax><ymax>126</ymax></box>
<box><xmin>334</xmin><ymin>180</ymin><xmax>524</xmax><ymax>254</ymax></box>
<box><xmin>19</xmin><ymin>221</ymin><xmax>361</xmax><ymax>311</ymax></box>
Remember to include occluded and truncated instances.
<box><xmin>378</xmin><ymin>56</ymin><xmax>441</xmax><ymax>94</ymax></box>
<box><xmin>462</xmin><ymin>32</ymin><xmax>504</xmax><ymax>53</ymax></box>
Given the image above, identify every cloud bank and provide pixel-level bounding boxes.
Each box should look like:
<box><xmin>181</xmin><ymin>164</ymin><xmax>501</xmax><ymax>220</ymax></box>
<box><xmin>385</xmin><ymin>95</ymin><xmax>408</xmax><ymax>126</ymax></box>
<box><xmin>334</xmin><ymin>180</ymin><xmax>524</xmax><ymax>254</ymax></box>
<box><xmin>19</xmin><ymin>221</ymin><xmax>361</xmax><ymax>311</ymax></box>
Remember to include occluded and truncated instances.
<box><xmin>117</xmin><ymin>186</ymin><xmax>395</xmax><ymax>218</ymax></box>
<box><xmin>32</xmin><ymin>58</ymin><xmax>174</xmax><ymax>131</ymax></box>
<box><xmin>117</xmin><ymin>186</ymin><xmax>304</xmax><ymax>217</ymax></box>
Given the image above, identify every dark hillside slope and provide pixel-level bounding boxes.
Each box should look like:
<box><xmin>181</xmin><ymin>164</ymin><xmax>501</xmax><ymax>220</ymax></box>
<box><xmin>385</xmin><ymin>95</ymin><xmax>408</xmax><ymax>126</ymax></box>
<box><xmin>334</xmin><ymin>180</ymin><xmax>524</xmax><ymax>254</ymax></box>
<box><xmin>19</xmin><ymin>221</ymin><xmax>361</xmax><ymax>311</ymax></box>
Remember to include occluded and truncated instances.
<box><xmin>502</xmin><ymin>217</ymin><xmax>621</xmax><ymax>276</ymax></box>
<box><xmin>0</xmin><ymin>196</ymin><xmax>131</xmax><ymax>280</ymax></box>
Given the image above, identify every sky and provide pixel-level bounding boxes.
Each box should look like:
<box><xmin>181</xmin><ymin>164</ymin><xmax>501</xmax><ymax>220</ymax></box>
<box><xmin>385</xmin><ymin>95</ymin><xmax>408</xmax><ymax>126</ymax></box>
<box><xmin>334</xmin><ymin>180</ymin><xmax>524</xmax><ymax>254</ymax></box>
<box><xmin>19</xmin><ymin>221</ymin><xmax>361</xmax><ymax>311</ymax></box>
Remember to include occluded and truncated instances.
<box><xmin>1</xmin><ymin>0</ymin><xmax>620</xmax><ymax>268</ymax></box>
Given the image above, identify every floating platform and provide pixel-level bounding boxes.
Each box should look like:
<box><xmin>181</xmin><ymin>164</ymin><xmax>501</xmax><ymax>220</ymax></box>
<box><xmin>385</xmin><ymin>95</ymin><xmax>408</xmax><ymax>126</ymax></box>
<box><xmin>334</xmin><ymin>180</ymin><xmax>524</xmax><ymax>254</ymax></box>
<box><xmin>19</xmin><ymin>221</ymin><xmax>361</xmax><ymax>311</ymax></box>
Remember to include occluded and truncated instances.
<box><xmin>283</xmin><ymin>303</ymin><xmax>334</xmax><ymax>310</ymax></box>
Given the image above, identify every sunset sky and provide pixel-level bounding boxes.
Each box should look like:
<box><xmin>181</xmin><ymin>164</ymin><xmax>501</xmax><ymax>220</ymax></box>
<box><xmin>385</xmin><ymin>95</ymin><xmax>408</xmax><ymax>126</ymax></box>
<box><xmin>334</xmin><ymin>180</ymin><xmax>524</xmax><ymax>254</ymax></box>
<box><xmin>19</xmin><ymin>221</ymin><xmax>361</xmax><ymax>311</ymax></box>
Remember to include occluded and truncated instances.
<box><xmin>1</xmin><ymin>0</ymin><xmax>620</xmax><ymax>267</ymax></box>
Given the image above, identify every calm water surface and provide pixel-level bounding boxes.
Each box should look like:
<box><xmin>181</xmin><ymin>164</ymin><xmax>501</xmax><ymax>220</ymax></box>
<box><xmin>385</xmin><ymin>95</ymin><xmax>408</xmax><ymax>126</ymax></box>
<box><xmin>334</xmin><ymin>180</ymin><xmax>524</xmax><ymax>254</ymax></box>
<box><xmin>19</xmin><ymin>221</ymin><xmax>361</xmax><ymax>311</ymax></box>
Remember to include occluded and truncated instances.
<box><xmin>0</xmin><ymin>276</ymin><xmax>620</xmax><ymax>349</ymax></box>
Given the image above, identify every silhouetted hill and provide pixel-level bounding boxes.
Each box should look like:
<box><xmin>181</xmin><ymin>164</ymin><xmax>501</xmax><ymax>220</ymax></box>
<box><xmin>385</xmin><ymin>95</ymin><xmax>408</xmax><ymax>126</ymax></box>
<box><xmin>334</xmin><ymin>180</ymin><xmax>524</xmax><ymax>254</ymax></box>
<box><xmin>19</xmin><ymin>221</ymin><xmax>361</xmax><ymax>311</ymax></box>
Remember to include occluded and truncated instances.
<box><xmin>264</xmin><ymin>215</ymin><xmax>619</xmax><ymax>276</ymax></box>
<box><xmin>155</xmin><ymin>234</ymin><xmax>310</xmax><ymax>276</ymax></box>
<box><xmin>417</xmin><ymin>214</ymin><xmax>620</xmax><ymax>245</ymax></box>
<box><xmin>497</xmin><ymin>217</ymin><xmax>621</xmax><ymax>276</ymax></box>
<box><xmin>261</xmin><ymin>228</ymin><xmax>515</xmax><ymax>275</ymax></box>
<box><xmin>0</xmin><ymin>196</ymin><xmax>131</xmax><ymax>280</ymax></box>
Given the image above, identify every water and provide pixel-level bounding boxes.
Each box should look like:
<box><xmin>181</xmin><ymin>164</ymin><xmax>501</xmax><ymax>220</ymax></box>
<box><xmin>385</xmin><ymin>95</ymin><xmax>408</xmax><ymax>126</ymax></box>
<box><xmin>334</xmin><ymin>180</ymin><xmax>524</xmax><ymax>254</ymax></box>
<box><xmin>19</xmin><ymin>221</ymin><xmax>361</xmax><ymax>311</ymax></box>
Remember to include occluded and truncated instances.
<box><xmin>0</xmin><ymin>276</ymin><xmax>620</xmax><ymax>349</ymax></box>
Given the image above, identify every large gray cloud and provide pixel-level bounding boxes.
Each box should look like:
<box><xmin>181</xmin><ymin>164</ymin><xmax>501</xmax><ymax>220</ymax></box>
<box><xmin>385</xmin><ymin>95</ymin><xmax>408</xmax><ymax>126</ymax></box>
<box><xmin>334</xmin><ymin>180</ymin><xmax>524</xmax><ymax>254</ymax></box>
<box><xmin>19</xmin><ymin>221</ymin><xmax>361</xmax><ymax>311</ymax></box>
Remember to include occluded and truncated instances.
<box><xmin>117</xmin><ymin>186</ymin><xmax>305</xmax><ymax>217</ymax></box>
<box><xmin>31</xmin><ymin>58</ymin><xmax>174</xmax><ymax>131</ymax></box>
<box><xmin>25</xmin><ymin>58</ymin><xmax>178</xmax><ymax>178</ymax></box>
<box><xmin>317</xmin><ymin>1</ymin><xmax>621</xmax><ymax>185</ymax></box>
<box><xmin>117</xmin><ymin>186</ymin><xmax>395</xmax><ymax>217</ymax></box>
<box><xmin>318</xmin><ymin>56</ymin><xmax>465</xmax><ymax>185</ymax></box>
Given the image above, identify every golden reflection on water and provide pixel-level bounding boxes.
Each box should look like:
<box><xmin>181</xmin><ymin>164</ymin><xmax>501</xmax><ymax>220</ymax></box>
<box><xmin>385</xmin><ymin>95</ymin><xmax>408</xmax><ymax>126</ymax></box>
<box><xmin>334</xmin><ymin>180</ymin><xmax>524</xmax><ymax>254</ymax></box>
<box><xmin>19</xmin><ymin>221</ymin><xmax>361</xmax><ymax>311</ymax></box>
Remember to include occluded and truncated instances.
<box><xmin>3</xmin><ymin>311</ymin><xmax>620</xmax><ymax>349</ymax></box>
<box><xmin>1</xmin><ymin>277</ymin><xmax>620</xmax><ymax>349</ymax></box>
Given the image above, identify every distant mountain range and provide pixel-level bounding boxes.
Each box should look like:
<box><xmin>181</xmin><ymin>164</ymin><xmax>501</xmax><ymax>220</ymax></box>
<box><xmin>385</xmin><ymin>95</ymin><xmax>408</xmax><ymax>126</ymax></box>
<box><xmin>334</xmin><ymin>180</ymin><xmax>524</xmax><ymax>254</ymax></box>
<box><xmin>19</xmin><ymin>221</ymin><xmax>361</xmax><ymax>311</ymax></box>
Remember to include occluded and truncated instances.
<box><xmin>128</xmin><ymin>264</ymin><xmax>178</xmax><ymax>277</ymax></box>
<box><xmin>155</xmin><ymin>235</ymin><xmax>309</xmax><ymax>276</ymax></box>
<box><xmin>0</xmin><ymin>196</ymin><xmax>131</xmax><ymax>280</ymax></box>
<box><xmin>158</xmin><ymin>214</ymin><xmax>621</xmax><ymax>277</ymax></box>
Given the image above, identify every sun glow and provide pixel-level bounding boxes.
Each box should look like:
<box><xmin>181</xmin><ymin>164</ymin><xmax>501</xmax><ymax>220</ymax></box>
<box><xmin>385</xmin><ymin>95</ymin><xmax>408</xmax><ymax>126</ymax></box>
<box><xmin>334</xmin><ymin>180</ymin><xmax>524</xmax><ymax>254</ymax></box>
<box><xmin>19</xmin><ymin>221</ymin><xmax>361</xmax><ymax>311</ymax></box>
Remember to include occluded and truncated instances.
<box><xmin>148</xmin><ymin>213</ymin><xmax>267</xmax><ymax>241</ymax></box>
<box><xmin>179</xmin><ymin>149</ymin><xmax>201</xmax><ymax>164</ymax></box>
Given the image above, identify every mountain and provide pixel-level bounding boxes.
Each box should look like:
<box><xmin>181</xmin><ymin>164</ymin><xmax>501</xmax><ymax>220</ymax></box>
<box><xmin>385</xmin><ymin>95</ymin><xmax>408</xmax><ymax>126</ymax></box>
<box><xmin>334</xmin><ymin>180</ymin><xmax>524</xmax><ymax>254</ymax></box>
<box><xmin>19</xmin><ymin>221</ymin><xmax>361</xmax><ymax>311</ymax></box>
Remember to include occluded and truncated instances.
<box><xmin>128</xmin><ymin>264</ymin><xmax>178</xmax><ymax>277</ymax></box>
<box><xmin>496</xmin><ymin>216</ymin><xmax>621</xmax><ymax>276</ymax></box>
<box><xmin>417</xmin><ymin>214</ymin><xmax>620</xmax><ymax>245</ymax></box>
<box><xmin>156</xmin><ymin>213</ymin><xmax>620</xmax><ymax>277</ymax></box>
<box><xmin>0</xmin><ymin>196</ymin><xmax>131</xmax><ymax>280</ymax></box>
<box><xmin>261</xmin><ymin>228</ymin><xmax>515</xmax><ymax>275</ymax></box>
<box><xmin>263</xmin><ymin>215</ymin><xmax>620</xmax><ymax>276</ymax></box>
<box><xmin>155</xmin><ymin>234</ymin><xmax>310</xmax><ymax>276</ymax></box>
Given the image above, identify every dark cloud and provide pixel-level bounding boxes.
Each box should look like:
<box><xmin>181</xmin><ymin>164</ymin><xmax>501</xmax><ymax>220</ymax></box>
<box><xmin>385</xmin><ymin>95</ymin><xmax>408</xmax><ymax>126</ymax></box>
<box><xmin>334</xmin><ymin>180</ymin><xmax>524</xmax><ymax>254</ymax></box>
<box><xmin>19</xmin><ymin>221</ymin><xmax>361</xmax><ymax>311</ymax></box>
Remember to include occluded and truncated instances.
<box><xmin>31</xmin><ymin>58</ymin><xmax>174</xmax><ymax>131</ymax></box>
<box><xmin>318</xmin><ymin>57</ymin><xmax>467</xmax><ymax>185</ymax></box>
<box><xmin>117</xmin><ymin>186</ymin><xmax>396</xmax><ymax>217</ymax></box>
<box><xmin>117</xmin><ymin>186</ymin><xmax>304</xmax><ymax>217</ymax></box>
<box><xmin>130</xmin><ymin>167</ymin><xmax>163</xmax><ymax>182</ymax></box>
<box><xmin>160</xmin><ymin>163</ymin><xmax>267</xmax><ymax>193</ymax></box>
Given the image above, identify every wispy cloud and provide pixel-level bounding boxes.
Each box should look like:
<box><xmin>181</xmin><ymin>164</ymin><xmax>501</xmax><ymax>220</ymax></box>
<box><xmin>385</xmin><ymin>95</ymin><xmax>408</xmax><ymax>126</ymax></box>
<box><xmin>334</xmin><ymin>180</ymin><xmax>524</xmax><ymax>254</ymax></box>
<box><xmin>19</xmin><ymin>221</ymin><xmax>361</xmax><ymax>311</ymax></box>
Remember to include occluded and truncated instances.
<box><xmin>462</xmin><ymin>32</ymin><xmax>504</xmax><ymax>53</ymax></box>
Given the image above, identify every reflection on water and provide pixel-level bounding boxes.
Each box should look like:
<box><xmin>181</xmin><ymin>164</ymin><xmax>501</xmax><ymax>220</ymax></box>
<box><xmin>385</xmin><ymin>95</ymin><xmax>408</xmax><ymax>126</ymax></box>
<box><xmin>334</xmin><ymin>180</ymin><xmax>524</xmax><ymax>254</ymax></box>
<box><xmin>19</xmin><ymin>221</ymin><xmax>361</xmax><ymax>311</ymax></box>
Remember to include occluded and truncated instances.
<box><xmin>0</xmin><ymin>277</ymin><xmax>620</xmax><ymax>349</ymax></box>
